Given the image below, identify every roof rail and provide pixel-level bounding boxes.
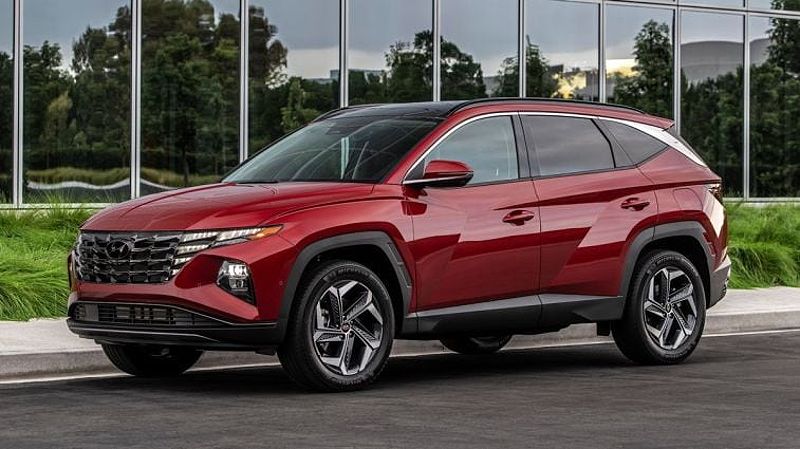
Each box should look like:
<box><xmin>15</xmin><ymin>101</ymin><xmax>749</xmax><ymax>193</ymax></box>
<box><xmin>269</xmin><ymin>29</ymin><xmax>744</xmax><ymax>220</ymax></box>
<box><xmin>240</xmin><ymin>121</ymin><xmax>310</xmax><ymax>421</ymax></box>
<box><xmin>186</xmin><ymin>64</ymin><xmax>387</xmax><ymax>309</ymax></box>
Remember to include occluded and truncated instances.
<box><xmin>446</xmin><ymin>97</ymin><xmax>647</xmax><ymax>116</ymax></box>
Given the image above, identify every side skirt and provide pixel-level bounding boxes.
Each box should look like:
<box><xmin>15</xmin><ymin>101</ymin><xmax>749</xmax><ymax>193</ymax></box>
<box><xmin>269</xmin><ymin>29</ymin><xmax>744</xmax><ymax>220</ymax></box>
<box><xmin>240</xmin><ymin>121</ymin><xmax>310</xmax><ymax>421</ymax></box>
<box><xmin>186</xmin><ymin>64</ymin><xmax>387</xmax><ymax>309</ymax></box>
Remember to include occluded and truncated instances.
<box><xmin>401</xmin><ymin>294</ymin><xmax>624</xmax><ymax>338</ymax></box>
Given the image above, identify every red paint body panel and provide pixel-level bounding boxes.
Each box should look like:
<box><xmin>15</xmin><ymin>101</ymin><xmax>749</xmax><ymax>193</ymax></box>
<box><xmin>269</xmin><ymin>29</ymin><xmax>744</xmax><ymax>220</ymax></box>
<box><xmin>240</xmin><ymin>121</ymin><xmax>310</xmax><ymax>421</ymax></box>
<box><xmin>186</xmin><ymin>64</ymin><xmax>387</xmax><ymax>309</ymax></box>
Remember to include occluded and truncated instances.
<box><xmin>534</xmin><ymin>167</ymin><xmax>658</xmax><ymax>296</ymax></box>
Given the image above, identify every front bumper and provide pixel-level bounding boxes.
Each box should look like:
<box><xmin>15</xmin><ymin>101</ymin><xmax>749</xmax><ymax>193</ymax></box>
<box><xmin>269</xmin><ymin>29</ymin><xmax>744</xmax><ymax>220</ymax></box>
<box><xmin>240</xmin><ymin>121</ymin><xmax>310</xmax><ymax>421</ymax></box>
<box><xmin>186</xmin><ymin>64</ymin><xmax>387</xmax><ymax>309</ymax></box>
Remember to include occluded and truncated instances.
<box><xmin>67</xmin><ymin>302</ymin><xmax>281</xmax><ymax>351</ymax></box>
<box><xmin>708</xmin><ymin>254</ymin><xmax>732</xmax><ymax>308</ymax></box>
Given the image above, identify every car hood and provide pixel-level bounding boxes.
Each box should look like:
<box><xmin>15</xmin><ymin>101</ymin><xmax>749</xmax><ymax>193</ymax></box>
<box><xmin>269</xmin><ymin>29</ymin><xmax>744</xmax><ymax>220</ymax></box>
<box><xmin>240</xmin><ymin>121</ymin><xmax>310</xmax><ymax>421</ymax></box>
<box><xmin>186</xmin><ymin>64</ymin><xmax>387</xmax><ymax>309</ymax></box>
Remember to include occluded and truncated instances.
<box><xmin>82</xmin><ymin>182</ymin><xmax>375</xmax><ymax>231</ymax></box>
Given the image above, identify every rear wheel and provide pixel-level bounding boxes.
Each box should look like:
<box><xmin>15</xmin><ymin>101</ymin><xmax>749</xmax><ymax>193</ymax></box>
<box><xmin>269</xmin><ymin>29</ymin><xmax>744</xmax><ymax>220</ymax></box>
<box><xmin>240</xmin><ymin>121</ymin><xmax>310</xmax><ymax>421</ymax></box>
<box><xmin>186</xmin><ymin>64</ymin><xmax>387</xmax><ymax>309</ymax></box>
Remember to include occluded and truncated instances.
<box><xmin>612</xmin><ymin>250</ymin><xmax>706</xmax><ymax>364</ymax></box>
<box><xmin>101</xmin><ymin>344</ymin><xmax>202</xmax><ymax>377</ymax></box>
<box><xmin>440</xmin><ymin>335</ymin><xmax>512</xmax><ymax>355</ymax></box>
<box><xmin>278</xmin><ymin>260</ymin><xmax>395</xmax><ymax>392</ymax></box>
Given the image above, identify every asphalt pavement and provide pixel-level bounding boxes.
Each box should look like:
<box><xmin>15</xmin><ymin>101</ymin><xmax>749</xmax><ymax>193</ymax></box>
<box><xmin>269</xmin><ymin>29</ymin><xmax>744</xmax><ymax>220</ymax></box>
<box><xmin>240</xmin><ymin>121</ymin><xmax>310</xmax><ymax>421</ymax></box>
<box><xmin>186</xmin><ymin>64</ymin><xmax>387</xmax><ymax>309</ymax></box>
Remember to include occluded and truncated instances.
<box><xmin>1</xmin><ymin>331</ymin><xmax>799</xmax><ymax>449</ymax></box>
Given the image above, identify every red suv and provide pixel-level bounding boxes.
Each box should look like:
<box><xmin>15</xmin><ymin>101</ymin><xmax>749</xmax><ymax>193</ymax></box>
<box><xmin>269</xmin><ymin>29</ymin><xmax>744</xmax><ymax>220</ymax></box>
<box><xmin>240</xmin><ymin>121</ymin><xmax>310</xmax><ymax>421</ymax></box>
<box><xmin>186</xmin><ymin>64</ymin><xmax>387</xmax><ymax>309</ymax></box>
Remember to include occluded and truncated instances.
<box><xmin>68</xmin><ymin>99</ymin><xmax>730</xmax><ymax>391</ymax></box>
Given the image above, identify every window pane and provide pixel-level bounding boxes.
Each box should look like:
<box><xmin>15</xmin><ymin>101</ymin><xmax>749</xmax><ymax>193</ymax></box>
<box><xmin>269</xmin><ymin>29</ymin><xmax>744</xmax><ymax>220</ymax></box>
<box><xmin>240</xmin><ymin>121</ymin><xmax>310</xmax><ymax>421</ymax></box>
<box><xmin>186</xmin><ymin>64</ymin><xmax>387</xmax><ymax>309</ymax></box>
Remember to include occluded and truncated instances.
<box><xmin>349</xmin><ymin>0</ymin><xmax>432</xmax><ymax>105</ymax></box>
<box><xmin>525</xmin><ymin>0</ymin><xmax>599</xmax><ymax>101</ymax></box>
<box><xmin>750</xmin><ymin>0</ymin><xmax>800</xmax><ymax>12</ymax></box>
<box><xmin>425</xmin><ymin>117</ymin><xmax>518</xmax><ymax>184</ymax></box>
<box><xmin>0</xmin><ymin>0</ymin><xmax>11</xmax><ymax>202</ymax></box>
<box><xmin>441</xmin><ymin>0</ymin><xmax>518</xmax><ymax>100</ymax></box>
<box><xmin>23</xmin><ymin>0</ymin><xmax>131</xmax><ymax>203</ymax></box>
<box><xmin>525</xmin><ymin>116</ymin><xmax>613</xmax><ymax>176</ymax></box>
<box><xmin>140</xmin><ymin>0</ymin><xmax>239</xmax><ymax>195</ymax></box>
<box><xmin>606</xmin><ymin>6</ymin><xmax>673</xmax><ymax>118</ymax></box>
<box><xmin>680</xmin><ymin>12</ymin><xmax>743</xmax><ymax>196</ymax></box>
<box><xmin>248</xmin><ymin>0</ymin><xmax>339</xmax><ymax>153</ymax></box>
<box><xmin>682</xmin><ymin>0</ymin><xmax>743</xmax><ymax>8</ymax></box>
<box><xmin>604</xmin><ymin>120</ymin><xmax>666</xmax><ymax>165</ymax></box>
<box><xmin>228</xmin><ymin>116</ymin><xmax>440</xmax><ymax>183</ymax></box>
<box><xmin>749</xmin><ymin>16</ymin><xmax>800</xmax><ymax>197</ymax></box>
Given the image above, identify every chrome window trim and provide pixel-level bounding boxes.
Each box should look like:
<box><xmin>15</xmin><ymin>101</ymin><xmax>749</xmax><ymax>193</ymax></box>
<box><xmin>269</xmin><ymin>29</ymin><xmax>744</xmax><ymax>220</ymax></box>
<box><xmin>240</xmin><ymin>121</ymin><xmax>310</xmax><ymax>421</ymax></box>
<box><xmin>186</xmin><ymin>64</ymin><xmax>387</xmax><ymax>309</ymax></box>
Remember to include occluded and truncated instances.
<box><xmin>402</xmin><ymin>112</ymin><xmax>518</xmax><ymax>183</ymax></box>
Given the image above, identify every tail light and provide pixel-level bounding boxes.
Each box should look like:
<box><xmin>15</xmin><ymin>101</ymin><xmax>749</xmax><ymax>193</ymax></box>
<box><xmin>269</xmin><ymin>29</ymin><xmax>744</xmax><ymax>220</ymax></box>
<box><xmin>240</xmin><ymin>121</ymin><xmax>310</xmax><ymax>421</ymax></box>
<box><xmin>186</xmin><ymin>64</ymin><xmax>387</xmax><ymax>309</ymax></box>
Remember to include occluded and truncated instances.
<box><xmin>707</xmin><ymin>183</ymin><xmax>723</xmax><ymax>204</ymax></box>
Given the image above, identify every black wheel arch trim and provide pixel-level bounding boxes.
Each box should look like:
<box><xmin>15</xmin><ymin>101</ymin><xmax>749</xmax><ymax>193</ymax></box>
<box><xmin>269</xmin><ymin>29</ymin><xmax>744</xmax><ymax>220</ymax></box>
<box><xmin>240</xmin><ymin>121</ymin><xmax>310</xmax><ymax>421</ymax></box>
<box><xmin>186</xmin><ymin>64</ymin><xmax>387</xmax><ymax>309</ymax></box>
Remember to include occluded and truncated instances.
<box><xmin>620</xmin><ymin>221</ymin><xmax>714</xmax><ymax>305</ymax></box>
<box><xmin>277</xmin><ymin>231</ymin><xmax>413</xmax><ymax>339</ymax></box>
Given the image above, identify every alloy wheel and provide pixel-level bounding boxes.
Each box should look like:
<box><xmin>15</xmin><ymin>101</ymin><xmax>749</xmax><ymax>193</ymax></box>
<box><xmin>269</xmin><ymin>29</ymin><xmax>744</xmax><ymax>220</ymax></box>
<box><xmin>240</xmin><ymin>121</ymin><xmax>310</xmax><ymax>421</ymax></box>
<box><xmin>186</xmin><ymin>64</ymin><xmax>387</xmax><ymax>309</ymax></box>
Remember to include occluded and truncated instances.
<box><xmin>642</xmin><ymin>267</ymin><xmax>699</xmax><ymax>350</ymax></box>
<box><xmin>311</xmin><ymin>280</ymin><xmax>384</xmax><ymax>376</ymax></box>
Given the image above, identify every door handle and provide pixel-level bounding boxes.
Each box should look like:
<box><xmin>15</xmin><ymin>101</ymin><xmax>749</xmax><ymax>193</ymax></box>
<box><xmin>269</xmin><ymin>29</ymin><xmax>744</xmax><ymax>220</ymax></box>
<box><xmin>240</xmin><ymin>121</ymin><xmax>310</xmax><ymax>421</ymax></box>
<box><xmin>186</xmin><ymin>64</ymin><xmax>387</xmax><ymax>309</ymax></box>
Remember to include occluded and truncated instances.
<box><xmin>503</xmin><ymin>210</ymin><xmax>536</xmax><ymax>225</ymax></box>
<box><xmin>620</xmin><ymin>197</ymin><xmax>651</xmax><ymax>211</ymax></box>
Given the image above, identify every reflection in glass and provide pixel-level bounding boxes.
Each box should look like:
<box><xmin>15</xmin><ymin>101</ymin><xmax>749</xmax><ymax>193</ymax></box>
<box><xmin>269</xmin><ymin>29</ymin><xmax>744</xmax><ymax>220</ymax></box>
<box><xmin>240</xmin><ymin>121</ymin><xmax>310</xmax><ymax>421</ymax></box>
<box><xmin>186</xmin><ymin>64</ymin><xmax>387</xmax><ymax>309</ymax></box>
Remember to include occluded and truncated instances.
<box><xmin>681</xmin><ymin>0</ymin><xmax>744</xmax><ymax>8</ymax></box>
<box><xmin>680</xmin><ymin>12</ymin><xmax>743</xmax><ymax>196</ymax></box>
<box><xmin>248</xmin><ymin>0</ymin><xmax>339</xmax><ymax>153</ymax></box>
<box><xmin>441</xmin><ymin>0</ymin><xmax>518</xmax><ymax>99</ymax></box>
<box><xmin>348</xmin><ymin>0</ymin><xmax>432</xmax><ymax>105</ymax></box>
<box><xmin>749</xmin><ymin>16</ymin><xmax>800</xmax><ymax>197</ymax></box>
<box><xmin>750</xmin><ymin>0</ymin><xmax>800</xmax><ymax>11</ymax></box>
<box><xmin>23</xmin><ymin>0</ymin><xmax>131</xmax><ymax>202</ymax></box>
<box><xmin>606</xmin><ymin>6</ymin><xmax>673</xmax><ymax>118</ymax></box>
<box><xmin>0</xmin><ymin>0</ymin><xmax>12</xmax><ymax>202</ymax></box>
<box><xmin>525</xmin><ymin>0</ymin><xmax>599</xmax><ymax>100</ymax></box>
<box><xmin>140</xmin><ymin>0</ymin><xmax>239</xmax><ymax>195</ymax></box>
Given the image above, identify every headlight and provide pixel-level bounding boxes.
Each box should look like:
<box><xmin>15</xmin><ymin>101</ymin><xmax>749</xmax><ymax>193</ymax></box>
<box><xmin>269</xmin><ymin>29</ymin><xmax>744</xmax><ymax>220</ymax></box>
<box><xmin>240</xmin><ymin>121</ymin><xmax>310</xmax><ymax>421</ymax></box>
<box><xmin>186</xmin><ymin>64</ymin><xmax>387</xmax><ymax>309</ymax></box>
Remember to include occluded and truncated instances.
<box><xmin>171</xmin><ymin>225</ymin><xmax>282</xmax><ymax>276</ymax></box>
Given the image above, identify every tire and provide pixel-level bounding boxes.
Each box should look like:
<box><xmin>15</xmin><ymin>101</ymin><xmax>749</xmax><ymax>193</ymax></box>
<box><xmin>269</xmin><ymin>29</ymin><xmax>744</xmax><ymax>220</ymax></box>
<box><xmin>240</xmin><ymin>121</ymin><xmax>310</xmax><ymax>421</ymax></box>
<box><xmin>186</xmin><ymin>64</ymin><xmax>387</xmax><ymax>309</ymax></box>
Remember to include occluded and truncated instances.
<box><xmin>101</xmin><ymin>344</ymin><xmax>202</xmax><ymax>377</ymax></box>
<box><xmin>612</xmin><ymin>250</ymin><xmax>707</xmax><ymax>365</ymax></box>
<box><xmin>278</xmin><ymin>260</ymin><xmax>395</xmax><ymax>392</ymax></box>
<box><xmin>440</xmin><ymin>335</ymin><xmax>512</xmax><ymax>355</ymax></box>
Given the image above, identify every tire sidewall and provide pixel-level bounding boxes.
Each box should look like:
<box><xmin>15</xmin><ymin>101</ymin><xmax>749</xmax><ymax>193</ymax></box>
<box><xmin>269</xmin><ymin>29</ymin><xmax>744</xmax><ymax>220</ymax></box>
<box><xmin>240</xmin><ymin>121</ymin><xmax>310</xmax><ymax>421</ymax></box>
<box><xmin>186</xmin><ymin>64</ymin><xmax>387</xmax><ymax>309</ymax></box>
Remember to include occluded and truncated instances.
<box><xmin>629</xmin><ymin>251</ymin><xmax>707</xmax><ymax>363</ymax></box>
<box><xmin>296</xmin><ymin>261</ymin><xmax>395</xmax><ymax>389</ymax></box>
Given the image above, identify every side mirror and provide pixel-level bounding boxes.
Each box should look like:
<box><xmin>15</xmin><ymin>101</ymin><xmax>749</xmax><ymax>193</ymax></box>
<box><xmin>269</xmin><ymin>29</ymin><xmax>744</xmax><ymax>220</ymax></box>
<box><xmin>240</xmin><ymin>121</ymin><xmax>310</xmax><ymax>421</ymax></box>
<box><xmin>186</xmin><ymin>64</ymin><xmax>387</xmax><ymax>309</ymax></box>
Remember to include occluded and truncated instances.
<box><xmin>404</xmin><ymin>160</ymin><xmax>474</xmax><ymax>188</ymax></box>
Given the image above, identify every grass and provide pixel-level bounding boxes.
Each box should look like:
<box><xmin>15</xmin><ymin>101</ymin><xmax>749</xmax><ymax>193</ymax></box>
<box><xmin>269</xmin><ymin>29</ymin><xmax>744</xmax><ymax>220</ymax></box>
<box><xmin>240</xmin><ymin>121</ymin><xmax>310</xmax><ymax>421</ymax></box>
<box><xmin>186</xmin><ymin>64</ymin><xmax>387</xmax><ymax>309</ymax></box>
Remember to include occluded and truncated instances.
<box><xmin>727</xmin><ymin>203</ymin><xmax>800</xmax><ymax>289</ymax></box>
<box><xmin>0</xmin><ymin>203</ymin><xmax>797</xmax><ymax>321</ymax></box>
<box><xmin>0</xmin><ymin>207</ymin><xmax>94</xmax><ymax>321</ymax></box>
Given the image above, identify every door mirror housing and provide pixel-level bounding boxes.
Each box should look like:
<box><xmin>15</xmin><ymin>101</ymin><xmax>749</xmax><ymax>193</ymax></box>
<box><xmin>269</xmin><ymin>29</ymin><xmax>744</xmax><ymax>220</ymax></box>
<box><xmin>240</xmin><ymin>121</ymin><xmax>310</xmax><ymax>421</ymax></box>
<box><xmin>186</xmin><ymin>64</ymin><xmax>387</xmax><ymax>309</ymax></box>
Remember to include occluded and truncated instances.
<box><xmin>404</xmin><ymin>160</ymin><xmax>474</xmax><ymax>188</ymax></box>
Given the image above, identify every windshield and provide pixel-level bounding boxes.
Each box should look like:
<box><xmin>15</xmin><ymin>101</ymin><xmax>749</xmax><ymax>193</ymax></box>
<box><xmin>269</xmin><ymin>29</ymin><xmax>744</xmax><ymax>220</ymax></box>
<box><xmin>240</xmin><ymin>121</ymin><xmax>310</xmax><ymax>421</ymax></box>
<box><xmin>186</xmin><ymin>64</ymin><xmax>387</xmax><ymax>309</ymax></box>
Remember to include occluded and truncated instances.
<box><xmin>225</xmin><ymin>115</ymin><xmax>441</xmax><ymax>184</ymax></box>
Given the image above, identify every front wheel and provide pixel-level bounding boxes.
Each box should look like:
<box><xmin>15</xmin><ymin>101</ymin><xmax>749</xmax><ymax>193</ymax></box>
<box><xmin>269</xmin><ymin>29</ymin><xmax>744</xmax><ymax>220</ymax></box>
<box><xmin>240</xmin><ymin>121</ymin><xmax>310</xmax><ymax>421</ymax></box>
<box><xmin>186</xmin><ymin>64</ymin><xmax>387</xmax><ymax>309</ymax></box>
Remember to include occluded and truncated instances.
<box><xmin>101</xmin><ymin>344</ymin><xmax>202</xmax><ymax>377</ymax></box>
<box><xmin>440</xmin><ymin>335</ymin><xmax>512</xmax><ymax>355</ymax></box>
<box><xmin>612</xmin><ymin>250</ymin><xmax>706</xmax><ymax>365</ymax></box>
<box><xmin>278</xmin><ymin>260</ymin><xmax>395</xmax><ymax>392</ymax></box>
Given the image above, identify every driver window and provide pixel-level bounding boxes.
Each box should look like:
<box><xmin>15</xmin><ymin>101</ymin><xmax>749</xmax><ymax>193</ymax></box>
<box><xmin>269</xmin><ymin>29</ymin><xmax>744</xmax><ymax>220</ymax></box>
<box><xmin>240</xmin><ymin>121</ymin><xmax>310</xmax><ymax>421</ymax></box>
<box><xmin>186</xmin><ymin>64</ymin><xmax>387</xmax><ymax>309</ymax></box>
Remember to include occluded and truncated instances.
<box><xmin>424</xmin><ymin>116</ymin><xmax>519</xmax><ymax>185</ymax></box>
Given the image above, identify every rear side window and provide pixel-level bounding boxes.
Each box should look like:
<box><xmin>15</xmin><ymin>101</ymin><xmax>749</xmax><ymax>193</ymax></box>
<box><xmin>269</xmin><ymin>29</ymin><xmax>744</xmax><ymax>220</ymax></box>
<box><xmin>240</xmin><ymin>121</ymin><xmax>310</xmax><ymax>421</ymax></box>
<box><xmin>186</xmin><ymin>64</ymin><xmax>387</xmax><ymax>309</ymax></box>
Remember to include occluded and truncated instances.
<box><xmin>524</xmin><ymin>116</ymin><xmax>614</xmax><ymax>176</ymax></box>
<box><xmin>604</xmin><ymin>121</ymin><xmax>667</xmax><ymax>164</ymax></box>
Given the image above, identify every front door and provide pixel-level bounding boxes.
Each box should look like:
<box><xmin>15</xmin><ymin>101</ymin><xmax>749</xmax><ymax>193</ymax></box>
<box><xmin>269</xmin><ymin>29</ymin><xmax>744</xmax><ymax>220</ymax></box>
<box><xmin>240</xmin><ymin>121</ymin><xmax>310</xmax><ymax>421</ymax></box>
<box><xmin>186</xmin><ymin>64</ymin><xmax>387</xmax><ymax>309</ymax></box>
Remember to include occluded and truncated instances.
<box><xmin>405</xmin><ymin>115</ymin><xmax>541</xmax><ymax>312</ymax></box>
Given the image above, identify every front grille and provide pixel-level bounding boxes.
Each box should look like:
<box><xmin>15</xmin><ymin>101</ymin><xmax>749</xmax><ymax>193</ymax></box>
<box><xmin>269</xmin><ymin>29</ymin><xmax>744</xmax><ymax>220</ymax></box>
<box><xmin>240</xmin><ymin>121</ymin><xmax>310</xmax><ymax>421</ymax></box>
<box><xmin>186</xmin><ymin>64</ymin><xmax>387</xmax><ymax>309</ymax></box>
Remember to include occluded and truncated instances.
<box><xmin>74</xmin><ymin>232</ymin><xmax>182</xmax><ymax>283</ymax></box>
<box><xmin>71</xmin><ymin>303</ymin><xmax>218</xmax><ymax>327</ymax></box>
<box><xmin>74</xmin><ymin>231</ymin><xmax>218</xmax><ymax>284</ymax></box>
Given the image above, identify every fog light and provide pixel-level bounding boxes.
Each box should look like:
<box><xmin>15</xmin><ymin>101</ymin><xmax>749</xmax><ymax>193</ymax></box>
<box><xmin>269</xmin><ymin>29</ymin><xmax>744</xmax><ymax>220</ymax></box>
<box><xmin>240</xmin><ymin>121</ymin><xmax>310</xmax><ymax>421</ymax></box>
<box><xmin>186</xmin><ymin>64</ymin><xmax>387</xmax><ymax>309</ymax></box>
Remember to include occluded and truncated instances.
<box><xmin>217</xmin><ymin>261</ymin><xmax>255</xmax><ymax>304</ymax></box>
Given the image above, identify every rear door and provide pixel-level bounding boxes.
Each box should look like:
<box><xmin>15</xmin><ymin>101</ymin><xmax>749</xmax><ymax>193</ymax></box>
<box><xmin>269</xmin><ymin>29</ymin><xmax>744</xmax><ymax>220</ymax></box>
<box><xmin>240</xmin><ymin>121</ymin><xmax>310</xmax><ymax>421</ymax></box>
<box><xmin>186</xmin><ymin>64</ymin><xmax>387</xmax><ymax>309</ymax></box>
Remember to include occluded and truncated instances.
<box><xmin>522</xmin><ymin>114</ymin><xmax>658</xmax><ymax>299</ymax></box>
<box><xmin>405</xmin><ymin>114</ymin><xmax>541</xmax><ymax>312</ymax></box>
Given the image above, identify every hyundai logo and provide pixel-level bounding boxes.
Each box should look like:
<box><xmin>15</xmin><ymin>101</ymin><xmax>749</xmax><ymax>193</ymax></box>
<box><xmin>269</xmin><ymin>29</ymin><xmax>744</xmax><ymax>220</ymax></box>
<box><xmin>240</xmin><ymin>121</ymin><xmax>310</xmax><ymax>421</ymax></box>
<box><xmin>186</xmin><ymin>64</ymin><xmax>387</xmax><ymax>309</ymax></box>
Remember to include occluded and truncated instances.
<box><xmin>106</xmin><ymin>240</ymin><xmax>132</xmax><ymax>259</ymax></box>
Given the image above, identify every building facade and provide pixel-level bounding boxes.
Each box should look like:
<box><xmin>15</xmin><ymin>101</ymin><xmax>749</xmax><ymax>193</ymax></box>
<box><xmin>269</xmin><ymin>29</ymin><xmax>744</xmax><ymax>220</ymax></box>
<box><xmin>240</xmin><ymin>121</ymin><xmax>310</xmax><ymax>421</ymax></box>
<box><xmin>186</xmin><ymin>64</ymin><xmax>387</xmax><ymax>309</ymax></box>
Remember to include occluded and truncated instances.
<box><xmin>1</xmin><ymin>0</ymin><xmax>799</xmax><ymax>206</ymax></box>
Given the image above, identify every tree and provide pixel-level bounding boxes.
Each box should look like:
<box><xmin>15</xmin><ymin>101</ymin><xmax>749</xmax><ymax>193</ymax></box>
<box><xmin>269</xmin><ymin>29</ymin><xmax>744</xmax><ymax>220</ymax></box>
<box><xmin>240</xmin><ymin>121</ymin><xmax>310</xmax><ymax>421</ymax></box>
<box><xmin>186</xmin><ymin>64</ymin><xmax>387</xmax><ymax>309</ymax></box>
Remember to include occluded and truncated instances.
<box><xmin>611</xmin><ymin>20</ymin><xmax>673</xmax><ymax>118</ymax></box>
<box><xmin>493</xmin><ymin>37</ymin><xmax>558</xmax><ymax>97</ymax></box>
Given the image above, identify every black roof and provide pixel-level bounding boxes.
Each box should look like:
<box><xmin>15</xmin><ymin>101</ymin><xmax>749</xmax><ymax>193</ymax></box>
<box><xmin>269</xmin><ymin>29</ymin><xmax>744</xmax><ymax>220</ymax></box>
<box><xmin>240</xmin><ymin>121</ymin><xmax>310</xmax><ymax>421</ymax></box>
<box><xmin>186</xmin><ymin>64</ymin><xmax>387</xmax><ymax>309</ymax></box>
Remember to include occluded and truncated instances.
<box><xmin>314</xmin><ymin>97</ymin><xmax>645</xmax><ymax>122</ymax></box>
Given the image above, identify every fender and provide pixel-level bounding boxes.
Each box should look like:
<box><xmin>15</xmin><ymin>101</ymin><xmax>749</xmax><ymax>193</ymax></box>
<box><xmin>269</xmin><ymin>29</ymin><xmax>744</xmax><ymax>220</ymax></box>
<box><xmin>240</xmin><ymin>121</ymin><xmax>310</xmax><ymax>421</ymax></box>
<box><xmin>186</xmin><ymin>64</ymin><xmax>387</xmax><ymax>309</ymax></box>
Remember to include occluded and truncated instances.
<box><xmin>276</xmin><ymin>231</ymin><xmax>413</xmax><ymax>339</ymax></box>
<box><xmin>619</xmin><ymin>220</ymin><xmax>713</xmax><ymax>301</ymax></box>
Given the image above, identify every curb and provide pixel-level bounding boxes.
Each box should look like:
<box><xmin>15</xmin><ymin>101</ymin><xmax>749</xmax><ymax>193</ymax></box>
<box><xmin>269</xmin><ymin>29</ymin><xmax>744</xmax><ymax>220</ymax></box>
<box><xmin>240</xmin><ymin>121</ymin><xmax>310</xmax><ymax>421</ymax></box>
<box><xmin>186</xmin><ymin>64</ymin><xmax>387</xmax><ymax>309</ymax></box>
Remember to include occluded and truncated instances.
<box><xmin>2</xmin><ymin>305</ymin><xmax>799</xmax><ymax>383</ymax></box>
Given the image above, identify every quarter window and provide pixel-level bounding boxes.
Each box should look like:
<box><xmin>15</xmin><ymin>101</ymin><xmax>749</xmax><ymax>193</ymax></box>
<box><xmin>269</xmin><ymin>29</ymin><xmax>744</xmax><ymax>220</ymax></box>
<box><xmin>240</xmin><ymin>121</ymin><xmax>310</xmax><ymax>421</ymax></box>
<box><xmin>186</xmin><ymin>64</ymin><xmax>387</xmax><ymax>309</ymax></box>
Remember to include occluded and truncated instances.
<box><xmin>524</xmin><ymin>116</ymin><xmax>614</xmax><ymax>176</ymax></box>
<box><xmin>423</xmin><ymin>116</ymin><xmax>519</xmax><ymax>185</ymax></box>
<box><xmin>604</xmin><ymin>121</ymin><xmax>667</xmax><ymax>164</ymax></box>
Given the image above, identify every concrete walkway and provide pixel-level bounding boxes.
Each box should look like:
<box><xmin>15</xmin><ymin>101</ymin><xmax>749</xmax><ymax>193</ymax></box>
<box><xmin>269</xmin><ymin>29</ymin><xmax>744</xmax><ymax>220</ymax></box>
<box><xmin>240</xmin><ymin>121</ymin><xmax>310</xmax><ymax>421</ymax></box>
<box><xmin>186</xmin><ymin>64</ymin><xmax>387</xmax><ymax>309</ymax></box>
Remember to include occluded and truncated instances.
<box><xmin>1</xmin><ymin>287</ymin><xmax>799</xmax><ymax>381</ymax></box>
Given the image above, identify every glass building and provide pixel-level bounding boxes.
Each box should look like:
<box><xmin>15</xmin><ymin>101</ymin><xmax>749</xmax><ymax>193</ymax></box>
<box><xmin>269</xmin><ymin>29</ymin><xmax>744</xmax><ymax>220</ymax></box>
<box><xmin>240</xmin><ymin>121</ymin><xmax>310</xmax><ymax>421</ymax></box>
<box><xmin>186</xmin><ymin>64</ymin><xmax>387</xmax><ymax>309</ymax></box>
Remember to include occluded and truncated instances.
<box><xmin>1</xmin><ymin>0</ymin><xmax>799</xmax><ymax>205</ymax></box>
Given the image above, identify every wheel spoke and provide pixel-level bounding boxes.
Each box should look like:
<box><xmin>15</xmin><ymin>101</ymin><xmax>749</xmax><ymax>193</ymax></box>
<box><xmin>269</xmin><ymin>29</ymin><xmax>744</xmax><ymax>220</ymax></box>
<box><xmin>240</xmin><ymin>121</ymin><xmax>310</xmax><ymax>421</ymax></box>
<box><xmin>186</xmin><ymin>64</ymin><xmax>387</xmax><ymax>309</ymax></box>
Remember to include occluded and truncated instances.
<box><xmin>324</xmin><ymin>285</ymin><xmax>344</xmax><ymax>327</ymax></box>
<box><xmin>352</xmin><ymin>320</ymin><xmax>381</xmax><ymax>350</ymax></box>
<box><xmin>339</xmin><ymin>332</ymin><xmax>356</xmax><ymax>375</ymax></box>
<box><xmin>669</xmin><ymin>284</ymin><xmax>693</xmax><ymax>305</ymax></box>
<box><xmin>344</xmin><ymin>290</ymin><xmax>373</xmax><ymax>321</ymax></box>
<box><xmin>672</xmin><ymin>308</ymin><xmax>694</xmax><ymax>336</ymax></box>
<box><xmin>644</xmin><ymin>299</ymin><xmax>667</xmax><ymax>318</ymax></box>
<box><xmin>314</xmin><ymin>330</ymin><xmax>345</xmax><ymax>344</ymax></box>
<box><xmin>659</xmin><ymin>315</ymin><xmax>674</xmax><ymax>348</ymax></box>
